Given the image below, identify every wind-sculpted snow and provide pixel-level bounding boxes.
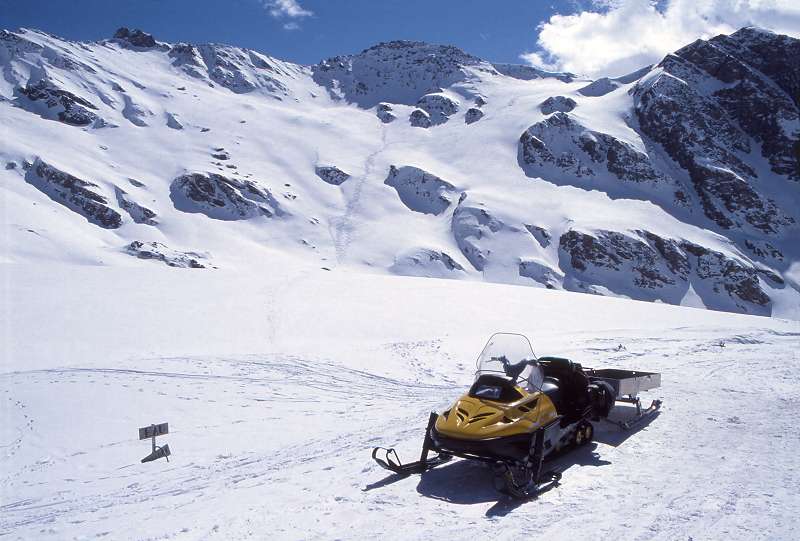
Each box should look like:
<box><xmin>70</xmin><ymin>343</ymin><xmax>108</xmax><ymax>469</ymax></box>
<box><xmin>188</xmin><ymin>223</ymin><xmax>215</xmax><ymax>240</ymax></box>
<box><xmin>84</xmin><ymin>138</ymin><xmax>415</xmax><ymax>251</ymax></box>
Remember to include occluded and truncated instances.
<box><xmin>170</xmin><ymin>173</ymin><xmax>284</xmax><ymax>220</ymax></box>
<box><xmin>518</xmin><ymin>258</ymin><xmax>563</xmax><ymax>289</ymax></box>
<box><xmin>389</xmin><ymin>247</ymin><xmax>465</xmax><ymax>278</ymax></box>
<box><xmin>384</xmin><ymin>166</ymin><xmax>461</xmax><ymax>215</ymax></box>
<box><xmin>451</xmin><ymin>203</ymin><xmax>504</xmax><ymax>271</ymax></box>
<box><xmin>559</xmin><ymin>229</ymin><xmax>773</xmax><ymax>314</ymax></box>
<box><xmin>492</xmin><ymin>62</ymin><xmax>574</xmax><ymax>83</ymax></box>
<box><xmin>24</xmin><ymin>158</ymin><xmax>122</xmax><ymax>229</ymax></box>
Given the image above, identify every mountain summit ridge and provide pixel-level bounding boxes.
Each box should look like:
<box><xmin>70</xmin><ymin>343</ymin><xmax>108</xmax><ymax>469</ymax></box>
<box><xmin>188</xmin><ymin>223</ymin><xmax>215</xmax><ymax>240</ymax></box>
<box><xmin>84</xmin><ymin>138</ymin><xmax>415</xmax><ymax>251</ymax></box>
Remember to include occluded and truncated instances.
<box><xmin>1</xmin><ymin>26</ymin><xmax>798</xmax><ymax>317</ymax></box>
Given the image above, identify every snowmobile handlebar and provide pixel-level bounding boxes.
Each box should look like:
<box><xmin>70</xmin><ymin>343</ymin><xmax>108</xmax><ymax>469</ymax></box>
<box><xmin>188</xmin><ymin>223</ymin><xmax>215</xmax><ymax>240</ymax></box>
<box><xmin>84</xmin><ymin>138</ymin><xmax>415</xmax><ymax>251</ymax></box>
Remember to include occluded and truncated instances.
<box><xmin>496</xmin><ymin>356</ymin><xmax>538</xmax><ymax>384</ymax></box>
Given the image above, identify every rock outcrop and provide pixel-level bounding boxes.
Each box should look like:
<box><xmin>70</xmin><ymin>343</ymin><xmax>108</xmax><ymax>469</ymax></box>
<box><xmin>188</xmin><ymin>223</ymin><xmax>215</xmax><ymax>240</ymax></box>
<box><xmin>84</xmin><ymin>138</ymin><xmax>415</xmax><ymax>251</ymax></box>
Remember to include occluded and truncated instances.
<box><xmin>169</xmin><ymin>43</ymin><xmax>291</xmax><ymax>95</ymax></box>
<box><xmin>315</xmin><ymin>165</ymin><xmax>350</xmax><ymax>185</ymax></box>
<box><xmin>16</xmin><ymin>79</ymin><xmax>100</xmax><ymax>126</ymax></box>
<box><xmin>384</xmin><ymin>166</ymin><xmax>460</xmax><ymax>215</ymax></box>
<box><xmin>519</xmin><ymin>113</ymin><xmax>668</xmax><ymax>186</ymax></box>
<box><xmin>415</xmin><ymin>93</ymin><xmax>459</xmax><ymax>125</ymax></box>
<box><xmin>313</xmin><ymin>40</ymin><xmax>489</xmax><ymax>107</ymax></box>
<box><xmin>113</xmin><ymin>28</ymin><xmax>157</xmax><ymax>49</ymax></box>
<box><xmin>170</xmin><ymin>173</ymin><xmax>283</xmax><ymax>220</ymax></box>
<box><xmin>559</xmin><ymin>229</ymin><xmax>773</xmax><ymax>313</ymax></box>
<box><xmin>115</xmin><ymin>187</ymin><xmax>157</xmax><ymax>225</ymax></box>
<box><xmin>409</xmin><ymin>108</ymin><xmax>431</xmax><ymax>128</ymax></box>
<box><xmin>632</xmin><ymin>27</ymin><xmax>798</xmax><ymax>233</ymax></box>
<box><xmin>465</xmin><ymin>107</ymin><xmax>484</xmax><ymax>124</ymax></box>
<box><xmin>540</xmin><ymin>96</ymin><xmax>576</xmax><ymax>115</ymax></box>
<box><xmin>25</xmin><ymin>159</ymin><xmax>122</xmax><ymax>228</ymax></box>
<box><xmin>125</xmin><ymin>241</ymin><xmax>207</xmax><ymax>268</ymax></box>
<box><xmin>376</xmin><ymin>103</ymin><xmax>396</xmax><ymax>123</ymax></box>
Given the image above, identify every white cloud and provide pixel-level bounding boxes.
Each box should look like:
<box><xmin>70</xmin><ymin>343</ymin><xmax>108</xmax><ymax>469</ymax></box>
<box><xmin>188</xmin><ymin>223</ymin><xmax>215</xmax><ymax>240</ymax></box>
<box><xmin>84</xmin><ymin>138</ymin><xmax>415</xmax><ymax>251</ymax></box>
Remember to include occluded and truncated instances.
<box><xmin>521</xmin><ymin>0</ymin><xmax>800</xmax><ymax>78</ymax></box>
<box><xmin>263</xmin><ymin>0</ymin><xmax>312</xmax><ymax>31</ymax></box>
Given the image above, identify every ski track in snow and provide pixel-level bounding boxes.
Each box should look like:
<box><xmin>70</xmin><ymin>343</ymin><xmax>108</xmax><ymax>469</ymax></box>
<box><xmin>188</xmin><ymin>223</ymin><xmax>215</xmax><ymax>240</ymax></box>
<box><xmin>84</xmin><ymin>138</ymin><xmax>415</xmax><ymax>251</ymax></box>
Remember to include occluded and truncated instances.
<box><xmin>331</xmin><ymin>128</ymin><xmax>388</xmax><ymax>265</ymax></box>
<box><xmin>1</xmin><ymin>329</ymin><xmax>798</xmax><ymax>540</ymax></box>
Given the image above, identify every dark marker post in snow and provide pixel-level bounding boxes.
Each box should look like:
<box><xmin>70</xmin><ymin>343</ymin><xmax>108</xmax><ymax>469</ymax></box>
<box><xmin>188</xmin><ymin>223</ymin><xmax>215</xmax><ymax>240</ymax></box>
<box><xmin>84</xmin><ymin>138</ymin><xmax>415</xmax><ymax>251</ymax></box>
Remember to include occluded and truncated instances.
<box><xmin>139</xmin><ymin>422</ymin><xmax>171</xmax><ymax>463</ymax></box>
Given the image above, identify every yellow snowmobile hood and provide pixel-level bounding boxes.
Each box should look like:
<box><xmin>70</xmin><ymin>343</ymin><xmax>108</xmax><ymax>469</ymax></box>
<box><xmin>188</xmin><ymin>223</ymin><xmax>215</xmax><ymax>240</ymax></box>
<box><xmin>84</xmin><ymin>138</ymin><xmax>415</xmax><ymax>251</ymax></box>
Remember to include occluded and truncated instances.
<box><xmin>434</xmin><ymin>388</ymin><xmax>558</xmax><ymax>440</ymax></box>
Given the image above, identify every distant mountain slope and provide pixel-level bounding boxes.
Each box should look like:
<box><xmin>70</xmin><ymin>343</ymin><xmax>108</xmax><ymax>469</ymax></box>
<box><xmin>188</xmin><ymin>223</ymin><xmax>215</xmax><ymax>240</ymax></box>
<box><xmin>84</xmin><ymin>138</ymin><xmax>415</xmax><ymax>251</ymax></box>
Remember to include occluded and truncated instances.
<box><xmin>0</xmin><ymin>26</ymin><xmax>798</xmax><ymax>317</ymax></box>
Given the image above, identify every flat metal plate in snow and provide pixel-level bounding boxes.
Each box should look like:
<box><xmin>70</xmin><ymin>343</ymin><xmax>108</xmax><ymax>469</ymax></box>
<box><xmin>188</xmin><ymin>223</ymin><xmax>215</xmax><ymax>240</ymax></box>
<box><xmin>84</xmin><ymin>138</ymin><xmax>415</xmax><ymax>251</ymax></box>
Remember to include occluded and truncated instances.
<box><xmin>138</xmin><ymin>422</ymin><xmax>169</xmax><ymax>440</ymax></box>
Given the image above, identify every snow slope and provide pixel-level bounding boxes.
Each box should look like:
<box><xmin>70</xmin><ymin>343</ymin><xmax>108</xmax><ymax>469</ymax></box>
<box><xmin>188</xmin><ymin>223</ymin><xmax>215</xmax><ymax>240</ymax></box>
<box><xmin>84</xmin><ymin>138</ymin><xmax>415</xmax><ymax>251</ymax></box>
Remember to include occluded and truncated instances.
<box><xmin>1</xmin><ymin>27</ymin><xmax>798</xmax><ymax>317</ymax></box>
<box><xmin>1</xmin><ymin>261</ymin><xmax>799</xmax><ymax>540</ymax></box>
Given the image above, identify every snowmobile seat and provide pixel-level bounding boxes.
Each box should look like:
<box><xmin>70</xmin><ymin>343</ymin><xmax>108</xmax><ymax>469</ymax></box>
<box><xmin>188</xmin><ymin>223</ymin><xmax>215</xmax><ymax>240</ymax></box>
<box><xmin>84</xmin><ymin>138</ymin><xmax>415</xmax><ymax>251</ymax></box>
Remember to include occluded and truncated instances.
<box><xmin>541</xmin><ymin>376</ymin><xmax>562</xmax><ymax>411</ymax></box>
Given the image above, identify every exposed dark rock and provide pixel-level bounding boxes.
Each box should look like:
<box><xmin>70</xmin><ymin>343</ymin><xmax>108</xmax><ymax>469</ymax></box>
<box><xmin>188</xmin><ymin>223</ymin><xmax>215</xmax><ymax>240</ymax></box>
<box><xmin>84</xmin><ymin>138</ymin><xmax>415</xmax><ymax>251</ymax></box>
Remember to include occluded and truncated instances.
<box><xmin>519</xmin><ymin>113</ymin><xmax>667</xmax><ymax>185</ymax></box>
<box><xmin>170</xmin><ymin>172</ymin><xmax>284</xmax><ymax>220</ymax></box>
<box><xmin>25</xmin><ymin>158</ymin><xmax>122</xmax><ymax>228</ymax></box>
<box><xmin>114</xmin><ymin>187</ymin><xmax>157</xmax><ymax>225</ymax></box>
<box><xmin>113</xmin><ymin>28</ymin><xmax>156</xmax><ymax>48</ymax></box>
<box><xmin>474</xmin><ymin>95</ymin><xmax>487</xmax><ymax>107</ymax></box>
<box><xmin>525</xmin><ymin>224</ymin><xmax>551</xmax><ymax>248</ymax></box>
<box><xmin>465</xmin><ymin>107</ymin><xmax>484</xmax><ymax>124</ymax></box>
<box><xmin>578</xmin><ymin>77</ymin><xmax>622</xmax><ymax>97</ymax></box>
<box><xmin>409</xmin><ymin>108</ymin><xmax>431</xmax><ymax>128</ymax></box>
<box><xmin>125</xmin><ymin>241</ymin><xmax>207</xmax><ymax>268</ymax></box>
<box><xmin>559</xmin><ymin>229</ymin><xmax>773</xmax><ymax>310</ymax></box>
<box><xmin>16</xmin><ymin>79</ymin><xmax>100</xmax><ymax>126</ymax></box>
<box><xmin>376</xmin><ymin>103</ymin><xmax>396</xmax><ymax>123</ymax></box>
<box><xmin>632</xmin><ymin>29</ymin><xmax>798</xmax><ymax>233</ymax></box>
<box><xmin>384</xmin><ymin>165</ymin><xmax>459</xmax><ymax>215</ymax></box>
<box><xmin>540</xmin><ymin>96</ymin><xmax>576</xmax><ymax>115</ymax></box>
<box><xmin>165</xmin><ymin>112</ymin><xmax>183</xmax><ymax>129</ymax></box>
<box><xmin>170</xmin><ymin>43</ymin><xmax>289</xmax><ymax>94</ymax></box>
<box><xmin>313</xmin><ymin>40</ymin><xmax>489</xmax><ymax>107</ymax></box>
<box><xmin>744</xmin><ymin>239</ymin><xmax>784</xmax><ymax>261</ymax></box>
<box><xmin>315</xmin><ymin>165</ymin><xmax>350</xmax><ymax>185</ymax></box>
<box><xmin>416</xmin><ymin>93</ymin><xmax>459</xmax><ymax>125</ymax></box>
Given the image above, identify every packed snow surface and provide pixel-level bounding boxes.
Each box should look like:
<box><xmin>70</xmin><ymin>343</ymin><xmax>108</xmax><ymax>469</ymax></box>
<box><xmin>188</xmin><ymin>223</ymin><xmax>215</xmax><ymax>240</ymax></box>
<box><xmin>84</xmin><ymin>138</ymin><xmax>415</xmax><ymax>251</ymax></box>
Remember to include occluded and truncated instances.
<box><xmin>1</xmin><ymin>262</ymin><xmax>798</xmax><ymax>540</ymax></box>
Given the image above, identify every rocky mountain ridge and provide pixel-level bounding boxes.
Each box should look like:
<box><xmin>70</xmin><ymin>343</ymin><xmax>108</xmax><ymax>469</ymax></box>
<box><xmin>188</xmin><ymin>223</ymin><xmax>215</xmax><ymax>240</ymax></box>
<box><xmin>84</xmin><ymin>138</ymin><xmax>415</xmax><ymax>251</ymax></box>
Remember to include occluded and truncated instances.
<box><xmin>1</xmin><ymin>26</ymin><xmax>798</xmax><ymax>317</ymax></box>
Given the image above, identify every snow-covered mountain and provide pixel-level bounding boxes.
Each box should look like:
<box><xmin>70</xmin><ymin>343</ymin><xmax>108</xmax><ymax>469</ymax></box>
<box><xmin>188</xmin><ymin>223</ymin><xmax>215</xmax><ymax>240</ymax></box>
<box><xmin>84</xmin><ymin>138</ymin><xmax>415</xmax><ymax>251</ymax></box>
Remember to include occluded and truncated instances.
<box><xmin>1</xmin><ymin>26</ymin><xmax>798</xmax><ymax>317</ymax></box>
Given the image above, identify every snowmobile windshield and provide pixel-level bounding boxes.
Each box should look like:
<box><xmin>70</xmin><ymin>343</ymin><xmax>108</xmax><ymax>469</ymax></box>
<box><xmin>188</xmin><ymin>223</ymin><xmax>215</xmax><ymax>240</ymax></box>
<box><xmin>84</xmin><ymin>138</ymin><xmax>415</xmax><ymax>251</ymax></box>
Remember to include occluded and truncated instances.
<box><xmin>475</xmin><ymin>333</ymin><xmax>543</xmax><ymax>392</ymax></box>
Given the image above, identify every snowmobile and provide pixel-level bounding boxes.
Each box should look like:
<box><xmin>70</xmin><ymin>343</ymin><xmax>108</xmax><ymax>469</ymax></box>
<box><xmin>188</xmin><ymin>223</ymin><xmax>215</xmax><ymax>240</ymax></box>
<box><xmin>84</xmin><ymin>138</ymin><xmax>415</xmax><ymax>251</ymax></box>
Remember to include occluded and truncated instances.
<box><xmin>371</xmin><ymin>333</ymin><xmax>657</xmax><ymax>498</ymax></box>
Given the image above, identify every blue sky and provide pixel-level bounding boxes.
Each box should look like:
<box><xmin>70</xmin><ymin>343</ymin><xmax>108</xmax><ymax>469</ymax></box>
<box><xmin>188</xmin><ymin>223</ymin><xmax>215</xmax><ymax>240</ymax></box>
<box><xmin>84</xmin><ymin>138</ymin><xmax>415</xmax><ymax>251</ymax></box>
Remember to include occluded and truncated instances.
<box><xmin>1</xmin><ymin>0</ymin><xmax>797</xmax><ymax>77</ymax></box>
<box><xmin>0</xmin><ymin>0</ymin><xmax>564</xmax><ymax>65</ymax></box>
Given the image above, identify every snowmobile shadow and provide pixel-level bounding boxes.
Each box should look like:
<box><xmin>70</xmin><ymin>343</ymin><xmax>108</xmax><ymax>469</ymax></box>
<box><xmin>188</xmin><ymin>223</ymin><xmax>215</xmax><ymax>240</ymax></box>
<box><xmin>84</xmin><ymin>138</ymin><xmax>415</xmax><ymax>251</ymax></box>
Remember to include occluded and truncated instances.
<box><xmin>415</xmin><ymin>460</ymin><xmax>499</xmax><ymax>504</ymax></box>
<box><xmin>363</xmin><ymin>472</ymin><xmax>410</xmax><ymax>492</ymax></box>
<box><xmin>593</xmin><ymin>408</ymin><xmax>661</xmax><ymax>447</ymax></box>
<box><xmin>410</xmin><ymin>443</ymin><xmax>612</xmax><ymax>512</ymax></box>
